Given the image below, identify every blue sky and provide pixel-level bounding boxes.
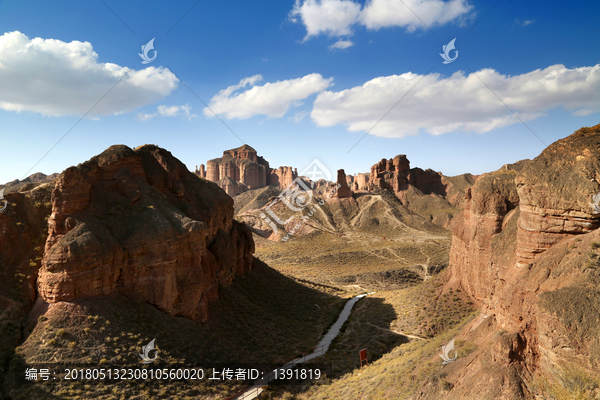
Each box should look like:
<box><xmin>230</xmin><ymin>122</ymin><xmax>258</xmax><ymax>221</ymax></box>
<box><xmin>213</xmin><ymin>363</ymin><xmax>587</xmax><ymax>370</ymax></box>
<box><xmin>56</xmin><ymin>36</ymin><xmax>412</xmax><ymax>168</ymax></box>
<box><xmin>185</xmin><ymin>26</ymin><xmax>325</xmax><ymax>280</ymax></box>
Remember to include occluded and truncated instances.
<box><xmin>1</xmin><ymin>0</ymin><xmax>599</xmax><ymax>184</ymax></box>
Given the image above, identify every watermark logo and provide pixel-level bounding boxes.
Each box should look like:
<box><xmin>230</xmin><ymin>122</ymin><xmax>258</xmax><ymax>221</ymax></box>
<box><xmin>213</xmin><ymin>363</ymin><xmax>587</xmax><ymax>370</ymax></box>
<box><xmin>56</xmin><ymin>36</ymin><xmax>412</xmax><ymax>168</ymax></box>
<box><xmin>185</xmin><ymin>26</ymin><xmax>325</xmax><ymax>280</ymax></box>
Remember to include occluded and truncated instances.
<box><xmin>590</xmin><ymin>192</ymin><xmax>600</xmax><ymax>214</ymax></box>
<box><xmin>139</xmin><ymin>38</ymin><xmax>157</xmax><ymax>64</ymax></box>
<box><xmin>0</xmin><ymin>189</ymin><xmax>7</xmax><ymax>213</ymax></box>
<box><xmin>139</xmin><ymin>338</ymin><xmax>158</xmax><ymax>363</ymax></box>
<box><xmin>301</xmin><ymin>159</ymin><xmax>332</xmax><ymax>188</ymax></box>
<box><xmin>440</xmin><ymin>38</ymin><xmax>458</xmax><ymax>64</ymax></box>
<box><xmin>260</xmin><ymin>159</ymin><xmax>340</xmax><ymax>242</ymax></box>
<box><xmin>439</xmin><ymin>338</ymin><xmax>458</xmax><ymax>364</ymax></box>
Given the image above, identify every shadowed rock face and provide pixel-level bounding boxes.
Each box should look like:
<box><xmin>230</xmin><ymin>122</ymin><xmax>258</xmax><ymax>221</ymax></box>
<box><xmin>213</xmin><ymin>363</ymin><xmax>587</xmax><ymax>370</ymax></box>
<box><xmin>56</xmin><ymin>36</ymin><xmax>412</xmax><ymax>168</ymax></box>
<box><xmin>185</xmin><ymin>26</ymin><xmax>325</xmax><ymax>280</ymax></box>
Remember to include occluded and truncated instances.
<box><xmin>38</xmin><ymin>144</ymin><xmax>254</xmax><ymax>322</ymax></box>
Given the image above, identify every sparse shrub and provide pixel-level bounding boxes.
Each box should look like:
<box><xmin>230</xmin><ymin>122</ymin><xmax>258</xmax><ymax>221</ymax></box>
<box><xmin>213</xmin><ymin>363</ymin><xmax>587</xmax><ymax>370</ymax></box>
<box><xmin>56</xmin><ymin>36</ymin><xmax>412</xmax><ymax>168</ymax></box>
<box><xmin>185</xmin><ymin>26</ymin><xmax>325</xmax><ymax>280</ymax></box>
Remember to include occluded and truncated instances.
<box><xmin>47</xmin><ymin>339</ymin><xmax>57</xmax><ymax>346</ymax></box>
<box><xmin>591</xmin><ymin>242</ymin><xmax>600</xmax><ymax>250</ymax></box>
<box><xmin>83</xmin><ymin>327</ymin><xmax>90</xmax><ymax>333</ymax></box>
<box><xmin>68</xmin><ymin>342</ymin><xmax>76</xmax><ymax>348</ymax></box>
<box><xmin>56</xmin><ymin>328</ymin><xmax>66</xmax><ymax>337</ymax></box>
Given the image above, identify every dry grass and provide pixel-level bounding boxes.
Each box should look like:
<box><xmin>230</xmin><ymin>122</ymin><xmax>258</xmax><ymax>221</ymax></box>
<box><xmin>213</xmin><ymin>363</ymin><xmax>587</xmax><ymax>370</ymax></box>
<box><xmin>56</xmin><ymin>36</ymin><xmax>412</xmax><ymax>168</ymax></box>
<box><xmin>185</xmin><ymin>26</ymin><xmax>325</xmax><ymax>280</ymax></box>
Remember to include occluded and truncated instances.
<box><xmin>276</xmin><ymin>311</ymin><xmax>479</xmax><ymax>400</ymax></box>
<box><xmin>522</xmin><ymin>362</ymin><xmax>600</xmax><ymax>400</ymax></box>
<box><xmin>256</xmin><ymin>230</ymin><xmax>450</xmax><ymax>289</ymax></box>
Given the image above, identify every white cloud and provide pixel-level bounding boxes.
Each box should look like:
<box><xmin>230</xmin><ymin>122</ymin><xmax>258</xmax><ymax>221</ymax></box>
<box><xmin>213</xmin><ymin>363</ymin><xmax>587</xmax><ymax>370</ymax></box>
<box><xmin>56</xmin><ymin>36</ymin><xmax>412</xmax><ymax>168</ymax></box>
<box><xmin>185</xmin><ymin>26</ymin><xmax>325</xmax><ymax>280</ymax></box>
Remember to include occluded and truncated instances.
<box><xmin>204</xmin><ymin>73</ymin><xmax>333</xmax><ymax>120</ymax></box>
<box><xmin>0</xmin><ymin>31</ymin><xmax>178</xmax><ymax>117</ymax></box>
<box><xmin>137</xmin><ymin>113</ymin><xmax>155</xmax><ymax>121</ymax></box>
<box><xmin>311</xmin><ymin>64</ymin><xmax>600</xmax><ymax>137</ymax></box>
<box><xmin>289</xmin><ymin>0</ymin><xmax>361</xmax><ymax>39</ymax></box>
<box><xmin>290</xmin><ymin>0</ymin><xmax>474</xmax><ymax>40</ymax></box>
<box><xmin>328</xmin><ymin>39</ymin><xmax>354</xmax><ymax>50</ymax></box>
<box><xmin>361</xmin><ymin>0</ymin><xmax>474</xmax><ymax>32</ymax></box>
<box><xmin>290</xmin><ymin>110</ymin><xmax>309</xmax><ymax>122</ymax></box>
<box><xmin>515</xmin><ymin>18</ymin><xmax>536</xmax><ymax>27</ymax></box>
<box><xmin>137</xmin><ymin>104</ymin><xmax>197</xmax><ymax>121</ymax></box>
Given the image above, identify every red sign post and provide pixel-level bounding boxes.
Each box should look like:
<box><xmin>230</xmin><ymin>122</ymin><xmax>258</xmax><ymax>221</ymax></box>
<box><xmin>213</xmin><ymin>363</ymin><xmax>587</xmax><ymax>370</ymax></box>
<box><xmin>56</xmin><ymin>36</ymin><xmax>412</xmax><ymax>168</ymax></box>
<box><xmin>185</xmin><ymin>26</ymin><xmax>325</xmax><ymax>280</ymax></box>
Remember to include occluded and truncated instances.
<box><xmin>359</xmin><ymin>348</ymin><xmax>368</xmax><ymax>369</ymax></box>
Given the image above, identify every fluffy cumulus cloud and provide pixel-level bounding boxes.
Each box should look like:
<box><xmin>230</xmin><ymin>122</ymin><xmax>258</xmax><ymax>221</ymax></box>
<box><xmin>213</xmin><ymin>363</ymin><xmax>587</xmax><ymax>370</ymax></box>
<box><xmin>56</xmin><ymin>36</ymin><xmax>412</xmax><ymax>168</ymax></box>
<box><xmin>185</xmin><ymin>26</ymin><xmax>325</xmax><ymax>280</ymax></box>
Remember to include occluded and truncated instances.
<box><xmin>204</xmin><ymin>73</ymin><xmax>333</xmax><ymax>120</ymax></box>
<box><xmin>0</xmin><ymin>31</ymin><xmax>178</xmax><ymax>117</ymax></box>
<box><xmin>311</xmin><ymin>64</ymin><xmax>600</xmax><ymax>137</ymax></box>
<box><xmin>289</xmin><ymin>0</ymin><xmax>362</xmax><ymax>38</ymax></box>
<box><xmin>138</xmin><ymin>104</ymin><xmax>196</xmax><ymax>121</ymax></box>
<box><xmin>290</xmin><ymin>0</ymin><xmax>473</xmax><ymax>40</ymax></box>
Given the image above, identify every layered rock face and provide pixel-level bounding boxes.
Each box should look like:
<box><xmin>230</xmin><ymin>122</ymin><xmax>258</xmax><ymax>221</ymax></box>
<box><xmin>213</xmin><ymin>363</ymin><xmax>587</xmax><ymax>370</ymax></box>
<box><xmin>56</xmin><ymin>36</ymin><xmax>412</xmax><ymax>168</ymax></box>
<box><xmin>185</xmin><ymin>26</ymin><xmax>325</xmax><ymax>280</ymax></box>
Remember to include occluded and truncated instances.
<box><xmin>203</xmin><ymin>145</ymin><xmax>269</xmax><ymax>192</ymax></box>
<box><xmin>514</xmin><ymin>133</ymin><xmax>600</xmax><ymax>267</ymax></box>
<box><xmin>198</xmin><ymin>145</ymin><xmax>297</xmax><ymax>196</ymax></box>
<box><xmin>443</xmin><ymin>124</ymin><xmax>600</xmax><ymax>398</ymax></box>
<box><xmin>38</xmin><ymin>144</ymin><xmax>254</xmax><ymax>322</ymax></box>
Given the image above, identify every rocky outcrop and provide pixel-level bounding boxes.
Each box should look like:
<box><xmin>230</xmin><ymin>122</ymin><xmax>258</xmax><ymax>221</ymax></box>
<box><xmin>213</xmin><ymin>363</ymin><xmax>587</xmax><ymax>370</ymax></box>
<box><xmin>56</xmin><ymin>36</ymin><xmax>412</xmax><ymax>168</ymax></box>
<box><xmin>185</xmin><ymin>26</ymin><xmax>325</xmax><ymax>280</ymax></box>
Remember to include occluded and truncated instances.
<box><xmin>38</xmin><ymin>144</ymin><xmax>254</xmax><ymax>322</ymax></box>
<box><xmin>195</xmin><ymin>164</ymin><xmax>206</xmax><ymax>178</ymax></box>
<box><xmin>441</xmin><ymin>124</ymin><xmax>600</xmax><ymax>399</ymax></box>
<box><xmin>354</xmin><ymin>173</ymin><xmax>370</xmax><ymax>191</ymax></box>
<box><xmin>198</xmin><ymin>145</ymin><xmax>297</xmax><ymax>196</ymax></box>
<box><xmin>269</xmin><ymin>166</ymin><xmax>298</xmax><ymax>188</ymax></box>
<box><xmin>346</xmin><ymin>174</ymin><xmax>354</xmax><ymax>188</ymax></box>
<box><xmin>333</xmin><ymin>169</ymin><xmax>352</xmax><ymax>198</ymax></box>
<box><xmin>0</xmin><ymin>183</ymin><xmax>54</xmax><ymax>385</ymax></box>
<box><xmin>514</xmin><ymin>131</ymin><xmax>600</xmax><ymax>267</ymax></box>
<box><xmin>219</xmin><ymin>176</ymin><xmax>246</xmax><ymax>197</ymax></box>
<box><xmin>203</xmin><ymin>145</ymin><xmax>269</xmax><ymax>191</ymax></box>
<box><xmin>367</xmin><ymin>154</ymin><xmax>474</xmax><ymax>228</ymax></box>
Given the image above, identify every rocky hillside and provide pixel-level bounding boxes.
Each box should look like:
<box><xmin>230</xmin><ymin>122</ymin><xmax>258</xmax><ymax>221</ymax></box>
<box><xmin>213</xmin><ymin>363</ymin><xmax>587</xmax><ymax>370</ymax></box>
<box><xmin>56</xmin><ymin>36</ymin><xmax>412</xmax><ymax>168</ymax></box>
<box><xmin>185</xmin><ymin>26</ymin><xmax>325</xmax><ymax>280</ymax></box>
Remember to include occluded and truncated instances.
<box><xmin>1</xmin><ymin>172</ymin><xmax>59</xmax><ymax>193</ymax></box>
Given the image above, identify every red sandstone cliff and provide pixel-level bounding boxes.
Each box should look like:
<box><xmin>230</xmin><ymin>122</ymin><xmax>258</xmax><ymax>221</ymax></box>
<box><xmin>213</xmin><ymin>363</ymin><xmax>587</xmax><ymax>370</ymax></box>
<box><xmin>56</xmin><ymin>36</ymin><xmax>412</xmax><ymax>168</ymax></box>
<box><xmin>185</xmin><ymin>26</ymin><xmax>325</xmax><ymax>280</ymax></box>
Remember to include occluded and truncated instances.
<box><xmin>198</xmin><ymin>145</ymin><xmax>297</xmax><ymax>196</ymax></box>
<box><xmin>38</xmin><ymin>144</ymin><xmax>254</xmax><ymax>323</ymax></box>
<box><xmin>431</xmin><ymin>124</ymin><xmax>600</xmax><ymax>399</ymax></box>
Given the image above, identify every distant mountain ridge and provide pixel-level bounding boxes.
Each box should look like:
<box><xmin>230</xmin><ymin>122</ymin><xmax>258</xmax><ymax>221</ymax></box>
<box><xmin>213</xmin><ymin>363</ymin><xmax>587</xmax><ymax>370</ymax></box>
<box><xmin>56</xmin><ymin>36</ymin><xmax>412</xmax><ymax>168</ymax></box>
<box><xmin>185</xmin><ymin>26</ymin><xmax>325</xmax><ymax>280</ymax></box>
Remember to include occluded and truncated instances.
<box><xmin>2</xmin><ymin>172</ymin><xmax>59</xmax><ymax>193</ymax></box>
